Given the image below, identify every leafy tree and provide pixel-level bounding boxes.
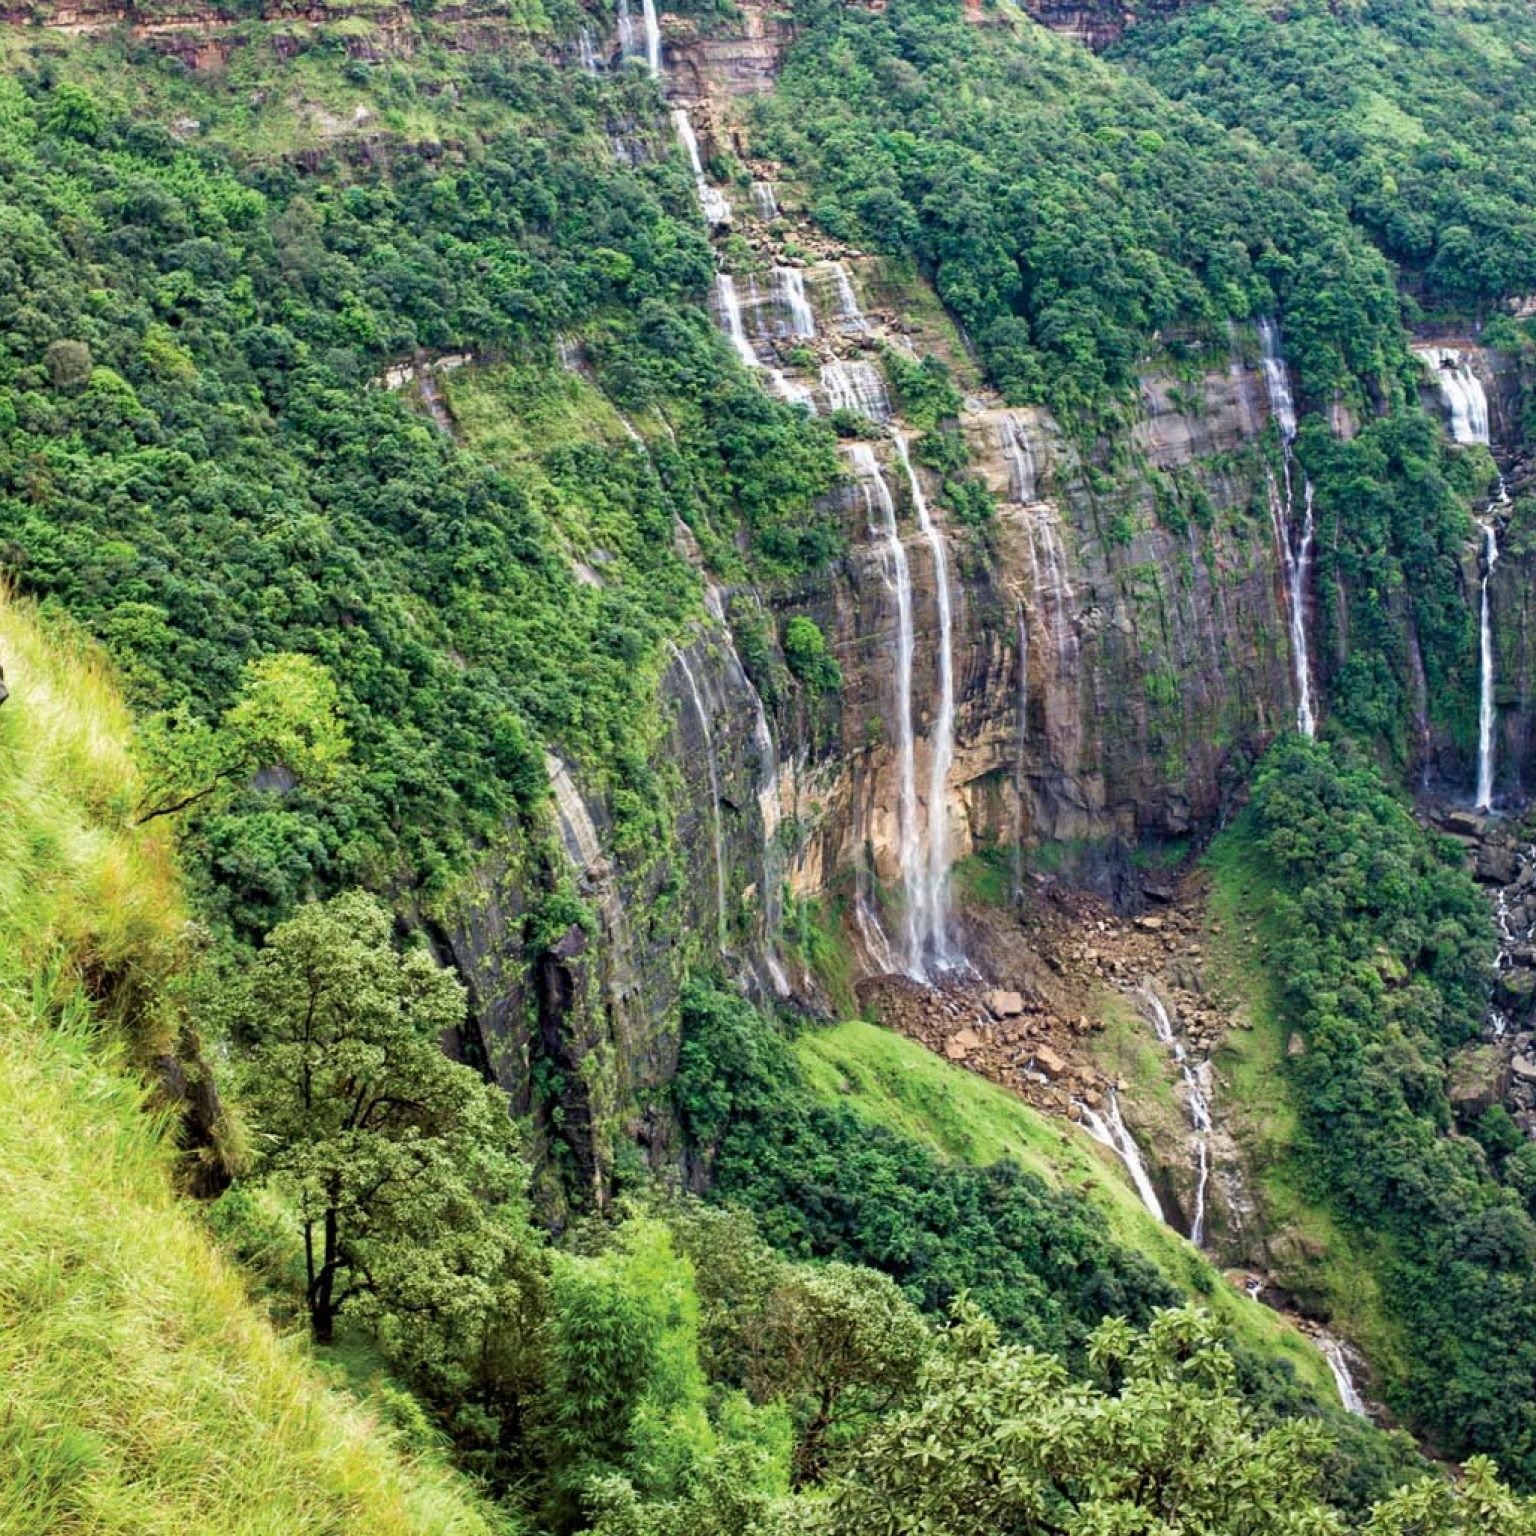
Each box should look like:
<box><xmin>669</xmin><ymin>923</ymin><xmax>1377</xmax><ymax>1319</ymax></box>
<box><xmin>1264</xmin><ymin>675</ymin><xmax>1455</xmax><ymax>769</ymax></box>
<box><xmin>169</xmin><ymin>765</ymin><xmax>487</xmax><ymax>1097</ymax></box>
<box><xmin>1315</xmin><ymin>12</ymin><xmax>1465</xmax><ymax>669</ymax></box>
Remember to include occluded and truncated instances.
<box><xmin>238</xmin><ymin>890</ymin><xmax>524</xmax><ymax>1345</ymax></box>
<box><xmin>135</xmin><ymin>652</ymin><xmax>349</xmax><ymax>825</ymax></box>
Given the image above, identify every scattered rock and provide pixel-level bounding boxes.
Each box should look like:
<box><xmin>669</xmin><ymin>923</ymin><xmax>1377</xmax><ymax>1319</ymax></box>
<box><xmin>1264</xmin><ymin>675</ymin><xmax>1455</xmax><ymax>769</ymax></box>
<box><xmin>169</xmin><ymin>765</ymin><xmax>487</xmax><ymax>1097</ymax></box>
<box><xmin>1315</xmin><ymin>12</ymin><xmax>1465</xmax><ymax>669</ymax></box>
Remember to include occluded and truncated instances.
<box><xmin>986</xmin><ymin>988</ymin><xmax>1025</xmax><ymax>1018</ymax></box>
<box><xmin>1035</xmin><ymin>1045</ymin><xmax>1065</xmax><ymax>1077</ymax></box>
<box><xmin>1134</xmin><ymin>915</ymin><xmax>1165</xmax><ymax>932</ymax></box>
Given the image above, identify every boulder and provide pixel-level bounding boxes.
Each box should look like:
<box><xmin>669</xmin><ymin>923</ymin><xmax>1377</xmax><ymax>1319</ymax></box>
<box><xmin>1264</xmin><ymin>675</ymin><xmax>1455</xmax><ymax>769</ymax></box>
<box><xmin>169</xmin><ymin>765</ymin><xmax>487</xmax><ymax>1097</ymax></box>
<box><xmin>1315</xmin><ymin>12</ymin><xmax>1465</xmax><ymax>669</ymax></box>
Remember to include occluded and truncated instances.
<box><xmin>986</xmin><ymin>988</ymin><xmax>1025</xmax><ymax>1018</ymax></box>
<box><xmin>1477</xmin><ymin>842</ymin><xmax>1520</xmax><ymax>885</ymax></box>
<box><xmin>1035</xmin><ymin>1045</ymin><xmax>1066</xmax><ymax>1077</ymax></box>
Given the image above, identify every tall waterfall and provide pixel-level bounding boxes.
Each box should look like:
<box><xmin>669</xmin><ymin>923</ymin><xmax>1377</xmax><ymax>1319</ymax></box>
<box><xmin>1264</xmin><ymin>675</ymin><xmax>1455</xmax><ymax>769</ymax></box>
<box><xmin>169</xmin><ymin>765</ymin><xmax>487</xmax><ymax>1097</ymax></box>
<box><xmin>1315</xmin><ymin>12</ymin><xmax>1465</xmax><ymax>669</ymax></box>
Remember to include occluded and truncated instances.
<box><xmin>1258</xmin><ymin>318</ymin><xmax>1317</xmax><ymax>738</ymax></box>
<box><xmin>832</xmin><ymin>263</ymin><xmax>867</xmax><ymax>331</ymax></box>
<box><xmin>715</xmin><ymin>275</ymin><xmax>759</xmax><ymax>370</ymax></box>
<box><xmin>1138</xmin><ymin>985</ymin><xmax>1213</xmax><ymax>1247</ymax></box>
<box><xmin>850</xmin><ymin>444</ymin><xmax>924</xmax><ymax>978</ymax></box>
<box><xmin>1477</xmin><ymin>514</ymin><xmax>1501</xmax><ymax>811</ymax></box>
<box><xmin>773</xmin><ymin>267</ymin><xmax>816</xmax><ymax>338</ymax></box>
<box><xmin>640</xmin><ymin>0</ymin><xmax>661</xmax><ymax>74</ymax></box>
<box><xmin>616</xmin><ymin>0</ymin><xmax>636</xmax><ymax>61</ymax></box>
<box><xmin>673</xmin><ymin>110</ymin><xmax>730</xmax><ymax>227</ymax></box>
<box><xmin>1012</xmin><ymin>598</ymin><xmax>1028</xmax><ymax>905</ymax></box>
<box><xmin>1416</xmin><ymin>346</ymin><xmax>1491</xmax><ymax>446</ymax></box>
<box><xmin>668</xmin><ymin>642</ymin><xmax>728</xmax><ymax>949</ymax></box>
<box><xmin>895</xmin><ymin>434</ymin><xmax>960</xmax><ymax>972</ymax></box>
<box><xmin>1077</xmin><ymin>1094</ymin><xmax>1165</xmax><ymax>1222</ymax></box>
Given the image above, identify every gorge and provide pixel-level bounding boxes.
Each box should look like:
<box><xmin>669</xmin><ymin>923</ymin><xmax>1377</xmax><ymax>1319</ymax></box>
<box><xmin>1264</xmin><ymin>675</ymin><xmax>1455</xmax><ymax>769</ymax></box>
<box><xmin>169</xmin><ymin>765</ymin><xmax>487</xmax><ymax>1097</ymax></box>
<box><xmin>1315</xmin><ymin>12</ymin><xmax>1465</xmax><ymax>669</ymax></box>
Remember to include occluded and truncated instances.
<box><xmin>2</xmin><ymin>0</ymin><xmax>1536</xmax><ymax>1527</ymax></box>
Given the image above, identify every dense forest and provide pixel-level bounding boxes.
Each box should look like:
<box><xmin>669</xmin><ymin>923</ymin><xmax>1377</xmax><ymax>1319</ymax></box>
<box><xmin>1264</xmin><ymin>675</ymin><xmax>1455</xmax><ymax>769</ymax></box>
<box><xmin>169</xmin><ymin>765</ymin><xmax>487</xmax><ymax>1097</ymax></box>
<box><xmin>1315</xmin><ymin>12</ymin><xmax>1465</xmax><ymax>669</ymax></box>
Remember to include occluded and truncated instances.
<box><xmin>3</xmin><ymin>0</ymin><xmax>1536</xmax><ymax>1528</ymax></box>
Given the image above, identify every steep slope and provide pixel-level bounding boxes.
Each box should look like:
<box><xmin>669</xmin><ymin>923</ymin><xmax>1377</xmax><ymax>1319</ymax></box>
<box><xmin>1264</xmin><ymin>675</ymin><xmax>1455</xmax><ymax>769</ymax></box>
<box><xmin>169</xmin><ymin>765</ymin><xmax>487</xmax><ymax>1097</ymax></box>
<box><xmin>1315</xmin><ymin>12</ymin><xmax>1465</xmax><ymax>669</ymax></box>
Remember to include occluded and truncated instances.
<box><xmin>0</xmin><ymin>590</ymin><xmax>505</xmax><ymax>1535</ymax></box>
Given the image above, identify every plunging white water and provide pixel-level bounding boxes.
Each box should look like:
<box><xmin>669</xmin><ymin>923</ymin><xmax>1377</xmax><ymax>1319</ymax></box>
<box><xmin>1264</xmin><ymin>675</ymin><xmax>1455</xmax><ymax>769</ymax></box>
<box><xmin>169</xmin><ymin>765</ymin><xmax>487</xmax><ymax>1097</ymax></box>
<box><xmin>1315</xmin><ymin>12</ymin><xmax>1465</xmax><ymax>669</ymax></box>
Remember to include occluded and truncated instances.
<box><xmin>1477</xmin><ymin>516</ymin><xmax>1500</xmax><ymax>811</ymax></box>
<box><xmin>850</xmin><ymin>444</ymin><xmax>925</xmax><ymax>979</ymax></box>
<box><xmin>616</xmin><ymin>0</ymin><xmax>636</xmax><ymax>61</ymax></box>
<box><xmin>669</xmin><ymin>643</ymin><xmax>728</xmax><ymax>949</ymax></box>
<box><xmin>1077</xmin><ymin>1094</ymin><xmax>1165</xmax><ymax>1222</ymax></box>
<box><xmin>1012</xmin><ymin>597</ymin><xmax>1028</xmax><ymax>904</ymax></box>
<box><xmin>999</xmin><ymin>414</ymin><xmax>1039</xmax><ymax>503</ymax></box>
<box><xmin>640</xmin><ymin>0</ymin><xmax>661</xmax><ymax>74</ymax></box>
<box><xmin>1258</xmin><ymin>318</ymin><xmax>1317</xmax><ymax>738</ymax></box>
<box><xmin>831</xmin><ymin>263</ymin><xmax>867</xmax><ymax>330</ymax></box>
<box><xmin>1416</xmin><ymin>347</ymin><xmax>1490</xmax><ymax>446</ymax></box>
<box><xmin>673</xmin><ymin>110</ymin><xmax>730</xmax><ymax>226</ymax></box>
<box><xmin>774</xmin><ymin>267</ymin><xmax>816</xmax><ymax>338</ymax></box>
<box><xmin>715</xmin><ymin>275</ymin><xmax>759</xmax><ymax>370</ymax></box>
<box><xmin>1319</xmin><ymin>1335</ymin><xmax>1368</xmax><ymax>1416</ymax></box>
<box><xmin>895</xmin><ymin>434</ymin><xmax>959</xmax><ymax>972</ymax></box>
<box><xmin>1139</xmin><ymin>985</ymin><xmax>1213</xmax><ymax>1248</ymax></box>
<box><xmin>752</xmin><ymin>182</ymin><xmax>779</xmax><ymax>220</ymax></box>
<box><xmin>578</xmin><ymin>27</ymin><xmax>600</xmax><ymax>72</ymax></box>
<box><xmin>820</xmin><ymin>360</ymin><xmax>890</xmax><ymax>420</ymax></box>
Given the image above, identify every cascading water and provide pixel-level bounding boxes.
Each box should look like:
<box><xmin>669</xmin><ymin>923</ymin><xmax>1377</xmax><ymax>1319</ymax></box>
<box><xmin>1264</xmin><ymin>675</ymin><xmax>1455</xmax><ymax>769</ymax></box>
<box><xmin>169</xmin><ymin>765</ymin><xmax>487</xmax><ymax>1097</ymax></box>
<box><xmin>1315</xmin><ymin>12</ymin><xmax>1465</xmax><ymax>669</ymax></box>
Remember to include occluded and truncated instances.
<box><xmin>849</xmin><ymin>444</ymin><xmax>924</xmax><ymax>979</ymax></box>
<box><xmin>1012</xmin><ymin>597</ymin><xmax>1029</xmax><ymax>905</ymax></box>
<box><xmin>752</xmin><ymin>182</ymin><xmax>779</xmax><ymax>220</ymax></box>
<box><xmin>894</xmin><ymin>433</ymin><xmax>959</xmax><ymax>972</ymax></box>
<box><xmin>715</xmin><ymin>275</ymin><xmax>759</xmax><ymax>370</ymax></box>
<box><xmin>1319</xmin><ymin>1336</ymin><xmax>1368</xmax><ymax>1417</ymax></box>
<box><xmin>999</xmin><ymin>414</ymin><xmax>1038</xmax><ymax>503</ymax></box>
<box><xmin>1477</xmin><ymin>512</ymin><xmax>1501</xmax><ymax>811</ymax></box>
<box><xmin>616</xmin><ymin>0</ymin><xmax>636</xmax><ymax>61</ymax></box>
<box><xmin>831</xmin><ymin>263</ymin><xmax>867</xmax><ymax>331</ymax></box>
<box><xmin>640</xmin><ymin>0</ymin><xmax>661</xmax><ymax>74</ymax></box>
<box><xmin>1076</xmin><ymin>1094</ymin><xmax>1166</xmax><ymax>1222</ymax></box>
<box><xmin>672</xmin><ymin>109</ymin><xmax>730</xmax><ymax>227</ymax></box>
<box><xmin>1416</xmin><ymin>346</ymin><xmax>1491</xmax><ymax>446</ymax></box>
<box><xmin>773</xmin><ymin>267</ymin><xmax>816</xmax><ymax>339</ymax></box>
<box><xmin>1413</xmin><ymin>351</ymin><xmax>1502</xmax><ymax>807</ymax></box>
<box><xmin>668</xmin><ymin>642</ymin><xmax>729</xmax><ymax>950</ymax></box>
<box><xmin>1258</xmin><ymin>317</ymin><xmax>1317</xmax><ymax>739</ymax></box>
<box><xmin>1138</xmin><ymin>984</ymin><xmax>1213</xmax><ymax>1248</ymax></box>
<box><xmin>578</xmin><ymin>27</ymin><xmax>600</xmax><ymax>73</ymax></box>
<box><xmin>821</xmin><ymin>360</ymin><xmax>890</xmax><ymax>420</ymax></box>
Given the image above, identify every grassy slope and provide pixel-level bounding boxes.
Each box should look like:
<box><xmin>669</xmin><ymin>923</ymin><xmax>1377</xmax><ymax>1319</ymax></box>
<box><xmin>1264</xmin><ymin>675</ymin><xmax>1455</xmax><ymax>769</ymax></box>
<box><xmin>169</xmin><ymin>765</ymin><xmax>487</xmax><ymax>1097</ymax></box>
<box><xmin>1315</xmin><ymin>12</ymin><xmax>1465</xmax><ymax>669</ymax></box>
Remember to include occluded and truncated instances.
<box><xmin>795</xmin><ymin>1018</ymin><xmax>1337</xmax><ymax>1403</ymax></box>
<box><xmin>1202</xmin><ymin>830</ymin><xmax>1403</xmax><ymax>1383</ymax></box>
<box><xmin>0</xmin><ymin>589</ymin><xmax>507</xmax><ymax>1536</ymax></box>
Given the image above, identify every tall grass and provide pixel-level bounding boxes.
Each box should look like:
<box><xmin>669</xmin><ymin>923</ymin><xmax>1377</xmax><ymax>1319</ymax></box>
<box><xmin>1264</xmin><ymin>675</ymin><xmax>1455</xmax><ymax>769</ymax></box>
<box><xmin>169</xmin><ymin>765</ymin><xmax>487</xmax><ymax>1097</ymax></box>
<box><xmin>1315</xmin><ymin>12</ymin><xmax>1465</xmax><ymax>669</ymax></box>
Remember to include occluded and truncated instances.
<box><xmin>0</xmin><ymin>589</ymin><xmax>510</xmax><ymax>1535</ymax></box>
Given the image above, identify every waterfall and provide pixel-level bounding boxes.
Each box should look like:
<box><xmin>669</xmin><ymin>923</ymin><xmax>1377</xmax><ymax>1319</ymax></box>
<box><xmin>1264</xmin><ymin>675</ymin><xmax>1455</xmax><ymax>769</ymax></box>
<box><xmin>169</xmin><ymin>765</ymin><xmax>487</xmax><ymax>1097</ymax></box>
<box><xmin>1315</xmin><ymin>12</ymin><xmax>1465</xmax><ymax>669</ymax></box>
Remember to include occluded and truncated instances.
<box><xmin>1258</xmin><ymin>318</ymin><xmax>1317</xmax><ymax>738</ymax></box>
<box><xmin>1138</xmin><ymin>985</ymin><xmax>1213</xmax><ymax>1248</ymax></box>
<box><xmin>616</xmin><ymin>0</ymin><xmax>636</xmax><ymax>61</ymax></box>
<box><xmin>821</xmin><ymin>360</ymin><xmax>890</xmax><ymax>420</ymax></box>
<box><xmin>773</xmin><ymin>267</ymin><xmax>816</xmax><ymax>338</ymax></box>
<box><xmin>668</xmin><ymin>642</ymin><xmax>728</xmax><ymax>949</ymax></box>
<box><xmin>1477</xmin><ymin>514</ymin><xmax>1500</xmax><ymax>811</ymax></box>
<box><xmin>832</xmin><ymin>263</ymin><xmax>867</xmax><ymax>331</ymax></box>
<box><xmin>578</xmin><ymin>27</ymin><xmax>600</xmax><ymax>73</ymax></box>
<box><xmin>999</xmin><ymin>414</ymin><xmax>1038</xmax><ymax>503</ymax></box>
<box><xmin>752</xmin><ymin>181</ymin><xmax>779</xmax><ymax>220</ymax></box>
<box><xmin>1076</xmin><ymin>1094</ymin><xmax>1166</xmax><ymax>1222</ymax></box>
<box><xmin>1012</xmin><ymin>597</ymin><xmax>1028</xmax><ymax>905</ymax></box>
<box><xmin>704</xmin><ymin>584</ymin><xmax>791</xmax><ymax>995</ymax></box>
<box><xmin>1319</xmin><ymin>1335</ymin><xmax>1368</xmax><ymax>1417</ymax></box>
<box><xmin>850</xmin><ymin>444</ymin><xmax>926</xmax><ymax>980</ymax></box>
<box><xmin>641</xmin><ymin>0</ymin><xmax>661</xmax><ymax>74</ymax></box>
<box><xmin>894</xmin><ymin>433</ymin><xmax>959</xmax><ymax>972</ymax></box>
<box><xmin>715</xmin><ymin>275</ymin><xmax>759</xmax><ymax>370</ymax></box>
<box><xmin>1415</xmin><ymin>346</ymin><xmax>1490</xmax><ymax>446</ymax></box>
<box><xmin>673</xmin><ymin>110</ymin><xmax>730</xmax><ymax>227</ymax></box>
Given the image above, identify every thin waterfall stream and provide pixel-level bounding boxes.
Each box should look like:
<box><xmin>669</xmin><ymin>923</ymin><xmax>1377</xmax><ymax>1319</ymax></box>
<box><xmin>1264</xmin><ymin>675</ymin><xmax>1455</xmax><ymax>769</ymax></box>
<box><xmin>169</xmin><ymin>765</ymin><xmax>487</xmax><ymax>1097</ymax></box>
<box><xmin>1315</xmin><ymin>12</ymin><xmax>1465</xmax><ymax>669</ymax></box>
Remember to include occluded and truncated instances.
<box><xmin>1258</xmin><ymin>317</ymin><xmax>1317</xmax><ymax>738</ymax></box>
<box><xmin>668</xmin><ymin>642</ymin><xmax>728</xmax><ymax>950</ymax></box>
<box><xmin>894</xmin><ymin>432</ymin><xmax>959</xmax><ymax>972</ymax></box>
<box><xmin>1137</xmin><ymin>984</ymin><xmax>1213</xmax><ymax>1247</ymax></box>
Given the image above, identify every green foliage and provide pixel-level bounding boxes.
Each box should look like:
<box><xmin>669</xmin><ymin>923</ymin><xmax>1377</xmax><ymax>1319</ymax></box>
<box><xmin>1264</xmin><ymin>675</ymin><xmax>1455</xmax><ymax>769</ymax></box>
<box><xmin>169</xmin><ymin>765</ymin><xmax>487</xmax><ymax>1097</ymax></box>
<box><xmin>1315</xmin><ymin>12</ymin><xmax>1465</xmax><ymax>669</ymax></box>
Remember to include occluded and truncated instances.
<box><xmin>674</xmin><ymin>980</ymin><xmax>1178</xmax><ymax>1355</ymax></box>
<box><xmin>1115</xmin><ymin>0</ymin><xmax>1536</xmax><ymax>305</ymax></box>
<box><xmin>760</xmin><ymin>0</ymin><xmax>1405</xmax><ymax>418</ymax></box>
<box><xmin>235</xmin><ymin>891</ymin><xmax>529</xmax><ymax>1348</ymax></box>
<box><xmin>1225</xmin><ymin>737</ymin><xmax>1536</xmax><ymax>1481</ymax></box>
<box><xmin>782</xmin><ymin>616</ymin><xmax>841</xmax><ymax>694</ymax></box>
